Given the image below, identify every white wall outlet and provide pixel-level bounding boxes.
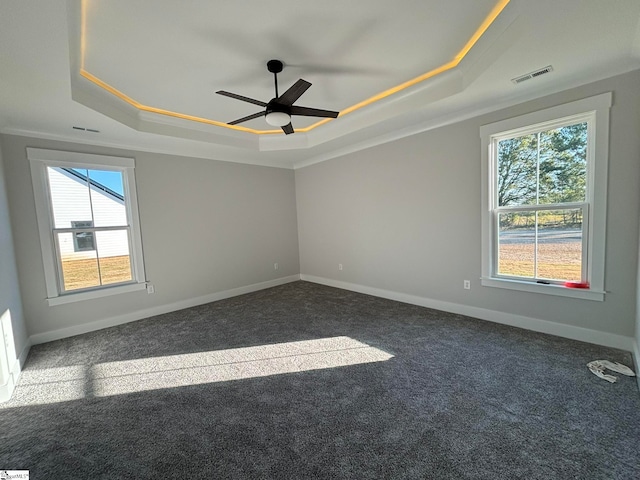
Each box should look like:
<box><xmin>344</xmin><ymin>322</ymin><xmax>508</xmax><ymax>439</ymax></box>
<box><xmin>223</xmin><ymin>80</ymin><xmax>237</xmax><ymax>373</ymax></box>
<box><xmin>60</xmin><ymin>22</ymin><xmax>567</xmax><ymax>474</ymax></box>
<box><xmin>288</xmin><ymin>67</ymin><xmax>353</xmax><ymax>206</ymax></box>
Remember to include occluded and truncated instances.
<box><xmin>463</xmin><ymin>280</ymin><xmax>471</xmax><ymax>290</ymax></box>
<box><xmin>338</xmin><ymin>263</ymin><xmax>343</xmax><ymax>271</ymax></box>
<box><xmin>146</xmin><ymin>284</ymin><xmax>155</xmax><ymax>294</ymax></box>
<box><xmin>274</xmin><ymin>263</ymin><xmax>279</xmax><ymax>270</ymax></box>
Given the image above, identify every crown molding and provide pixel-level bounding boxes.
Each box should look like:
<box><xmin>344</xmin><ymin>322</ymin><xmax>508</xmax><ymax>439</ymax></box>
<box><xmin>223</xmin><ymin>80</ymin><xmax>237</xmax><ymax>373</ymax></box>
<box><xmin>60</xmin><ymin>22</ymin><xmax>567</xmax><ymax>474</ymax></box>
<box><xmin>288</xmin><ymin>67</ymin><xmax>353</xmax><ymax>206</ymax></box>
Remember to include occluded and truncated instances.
<box><xmin>0</xmin><ymin>128</ymin><xmax>294</xmax><ymax>169</ymax></box>
<box><xmin>294</xmin><ymin>64</ymin><xmax>640</xmax><ymax>169</ymax></box>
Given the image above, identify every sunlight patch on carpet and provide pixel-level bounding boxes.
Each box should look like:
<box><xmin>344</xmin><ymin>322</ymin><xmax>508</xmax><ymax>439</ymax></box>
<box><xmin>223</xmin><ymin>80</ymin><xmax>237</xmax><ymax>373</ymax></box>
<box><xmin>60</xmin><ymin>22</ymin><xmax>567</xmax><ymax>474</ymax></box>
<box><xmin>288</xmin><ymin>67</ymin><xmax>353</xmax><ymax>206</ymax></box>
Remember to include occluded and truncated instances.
<box><xmin>93</xmin><ymin>336</ymin><xmax>393</xmax><ymax>396</ymax></box>
<box><xmin>4</xmin><ymin>365</ymin><xmax>88</xmax><ymax>406</ymax></box>
<box><xmin>3</xmin><ymin>337</ymin><xmax>393</xmax><ymax>406</ymax></box>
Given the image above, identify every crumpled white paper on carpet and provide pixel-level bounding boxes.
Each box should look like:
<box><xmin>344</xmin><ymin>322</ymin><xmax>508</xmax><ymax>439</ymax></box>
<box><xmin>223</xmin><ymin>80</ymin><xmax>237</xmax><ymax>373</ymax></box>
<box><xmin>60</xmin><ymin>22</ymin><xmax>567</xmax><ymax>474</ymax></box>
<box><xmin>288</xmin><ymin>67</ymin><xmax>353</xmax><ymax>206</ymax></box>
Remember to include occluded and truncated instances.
<box><xmin>587</xmin><ymin>360</ymin><xmax>636</xmax><ymax>383</ymax></box>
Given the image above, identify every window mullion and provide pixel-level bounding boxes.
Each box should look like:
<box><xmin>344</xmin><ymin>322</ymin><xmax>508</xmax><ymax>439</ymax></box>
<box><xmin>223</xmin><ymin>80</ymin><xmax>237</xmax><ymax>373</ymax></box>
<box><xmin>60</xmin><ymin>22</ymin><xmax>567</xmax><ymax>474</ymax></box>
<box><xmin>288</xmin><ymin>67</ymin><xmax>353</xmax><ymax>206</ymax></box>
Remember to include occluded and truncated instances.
<box><xmin>534</xmin><ymin>211</ymin><xmax>539</xmax><ymax>279</ymax></box>
<box><xmin>85</xmin><ymin>172</ymin><xmax>104</xmax><ymax>286</ymax></box>
<box><xmin>534</xmin><ymin>132</ymin><xmax>540</xmax><ymax>279</ymax></box>
<box><xmin>491</xmin><ymin>211</ymin><xmax>500</xmax><ymax>278</ymax></box>
<box><xmin>536</xmin><ymin>131</ymin><xmax>541</xmax><ymax>205</ymax></box>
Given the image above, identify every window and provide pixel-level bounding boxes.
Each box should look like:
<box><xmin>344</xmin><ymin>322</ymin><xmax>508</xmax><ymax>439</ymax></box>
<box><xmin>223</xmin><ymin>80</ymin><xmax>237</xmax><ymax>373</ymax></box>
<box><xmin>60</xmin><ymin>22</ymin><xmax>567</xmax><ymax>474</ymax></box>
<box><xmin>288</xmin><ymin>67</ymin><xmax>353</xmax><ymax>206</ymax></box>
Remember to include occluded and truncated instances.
<box><xmin>71</xmin><ymin>221</ymin><xmax>95</xmax><ymax>252</ymax></box>
<box><xmin>480</xmin><ymin>93</ymin><xmax>611</xmax><ymax>300</ymax></box>
<box><xmin>28</xmin><ymin>149</ymin><xmax>146</xmax><ymax>305</ymax></box>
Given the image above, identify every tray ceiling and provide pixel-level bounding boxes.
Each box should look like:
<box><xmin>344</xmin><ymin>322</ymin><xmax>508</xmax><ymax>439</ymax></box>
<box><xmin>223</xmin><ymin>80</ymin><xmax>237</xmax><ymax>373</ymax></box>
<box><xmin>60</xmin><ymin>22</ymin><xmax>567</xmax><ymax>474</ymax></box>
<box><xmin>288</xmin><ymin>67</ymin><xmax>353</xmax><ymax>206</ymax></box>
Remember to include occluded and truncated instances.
<box><xmin>1</xmin><ymin>0</ymin><xmax>639</xmax><ymax>167</ymax></box>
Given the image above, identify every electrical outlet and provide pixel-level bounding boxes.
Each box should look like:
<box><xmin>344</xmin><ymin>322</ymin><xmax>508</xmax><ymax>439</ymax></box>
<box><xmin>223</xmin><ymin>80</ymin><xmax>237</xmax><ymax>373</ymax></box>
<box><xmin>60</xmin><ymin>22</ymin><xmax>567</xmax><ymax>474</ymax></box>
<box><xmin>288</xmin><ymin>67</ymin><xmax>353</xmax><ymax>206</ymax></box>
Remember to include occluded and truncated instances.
<box><xmin>146</xmin><ymin>284</ymin><xmax>155</xmax><ymax>294</ymax></box>
<box><xmin>338</xmin><ymin>263</ymin><xmax>343</xmax><ymax>271</ymax></box>
<box><xmin>274</xmin><ymin>263</ymin><xmax>279</xmax><ymax>270</ymax></box>
<box><xmin>463</xmin><ymin>280</ymin><xmax>471</xmax><ymax>290</ymax></box>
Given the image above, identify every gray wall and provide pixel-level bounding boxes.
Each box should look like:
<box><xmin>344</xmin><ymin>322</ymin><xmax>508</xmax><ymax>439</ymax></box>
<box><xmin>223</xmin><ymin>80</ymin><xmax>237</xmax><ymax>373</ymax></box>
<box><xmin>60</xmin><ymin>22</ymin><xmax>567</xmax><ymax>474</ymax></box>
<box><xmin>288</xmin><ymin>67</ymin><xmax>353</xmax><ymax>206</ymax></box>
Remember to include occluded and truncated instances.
<box><xmin>1</xmin><ymin>134</ymin><xmax>300</xmax><ymax>338</ymax></box>
<box><xmin>2</xmin><ymin>71</ymin><xmax>639</xmax><ymax>345</ymax></box>
<box><xmin>0</xmin><ymin>140</ymin><xmax>28</xmax><ymax>375</ymax></box>
<box><xmin>296</xmin><ymin>70</ymin><xmax>640</xmax><ymax>338</ymax></box>
<box><xmin>637</xmin><ymin>219</ymin><xmax>640</xmax><ymax>356</ymax></box>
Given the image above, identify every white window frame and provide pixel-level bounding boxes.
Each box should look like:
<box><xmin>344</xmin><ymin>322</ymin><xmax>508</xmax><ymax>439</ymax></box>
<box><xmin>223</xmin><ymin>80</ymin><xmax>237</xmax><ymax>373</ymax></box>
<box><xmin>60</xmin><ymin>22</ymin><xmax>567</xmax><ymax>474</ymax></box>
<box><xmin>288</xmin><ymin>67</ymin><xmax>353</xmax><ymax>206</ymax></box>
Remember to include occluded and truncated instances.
<box><xmin>28</xmin><ymin>148</ymin><xmax>147</xmax><ymax>306</ymax></box>
<box><xmin>480</xmin><ymin>93</ymin><xmax>611</xmax><ymax>301</ymax></box>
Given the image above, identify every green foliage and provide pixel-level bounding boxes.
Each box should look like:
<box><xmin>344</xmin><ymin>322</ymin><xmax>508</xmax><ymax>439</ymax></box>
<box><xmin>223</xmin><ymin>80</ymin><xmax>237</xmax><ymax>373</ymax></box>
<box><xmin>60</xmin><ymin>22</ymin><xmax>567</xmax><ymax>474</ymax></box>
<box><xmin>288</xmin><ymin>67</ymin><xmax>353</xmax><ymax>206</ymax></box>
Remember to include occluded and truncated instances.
<box><xmin>539</xmin><ymin>123</ymin><xmax>587</xmax><ymax>204</ymax></box>
<box><xmin>497</xmin><ymin>122</ymin><xmax>587</xmax><ymax>226</ymax></box>
<box><xmin>497</xmin><ymin>134</ymin><xmax>537</xmax><ymax>207</ymax></box>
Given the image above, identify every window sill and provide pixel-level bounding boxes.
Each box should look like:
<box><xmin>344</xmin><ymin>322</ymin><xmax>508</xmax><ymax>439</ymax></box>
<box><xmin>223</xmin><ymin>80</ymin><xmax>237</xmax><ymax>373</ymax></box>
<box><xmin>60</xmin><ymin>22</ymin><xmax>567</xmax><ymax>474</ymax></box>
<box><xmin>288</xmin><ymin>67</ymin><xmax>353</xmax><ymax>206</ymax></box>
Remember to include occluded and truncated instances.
<box><xmin>480</xmin><ymin>277</ymin><xmax>605</xmax><ymax>301</ymax></box>
<box><xmin>47</xmin><ymin>282</ymin><xmax>147</xmax><ymax>306</ymax></box>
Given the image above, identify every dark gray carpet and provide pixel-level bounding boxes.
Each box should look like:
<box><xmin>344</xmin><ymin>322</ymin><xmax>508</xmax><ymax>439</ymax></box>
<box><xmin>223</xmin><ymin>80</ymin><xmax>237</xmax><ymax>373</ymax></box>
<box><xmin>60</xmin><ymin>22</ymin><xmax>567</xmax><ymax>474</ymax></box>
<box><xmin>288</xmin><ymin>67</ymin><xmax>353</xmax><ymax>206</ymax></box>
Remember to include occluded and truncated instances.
<box><xmin>1</xmin><ymin>281</ymin><xmax>638</xmax><ymax>479</ymax></box>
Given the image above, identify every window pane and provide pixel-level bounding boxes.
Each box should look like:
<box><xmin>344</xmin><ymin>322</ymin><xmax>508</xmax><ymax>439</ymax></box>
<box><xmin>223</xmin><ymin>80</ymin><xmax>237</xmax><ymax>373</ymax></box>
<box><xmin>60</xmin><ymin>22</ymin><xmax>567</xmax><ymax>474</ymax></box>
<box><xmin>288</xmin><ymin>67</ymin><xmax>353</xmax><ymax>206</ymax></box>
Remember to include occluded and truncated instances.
<box><xmin>538</xmin><ymin>123</ymin><xmax>587</xmax><ymax>204</ymax></box>
<box><xmin>497</xmin><ymin>134</ymin><xmax>538</xmax><ymax>206</ymax></box>
<box><xmin>497</xmin><ymin>212</ymin><xmax>535</xmax><ymax>277</ymax></box>
<box><xmin>48</xmin><ymin>167</ymin><xmax>92</xmax><ymax>229</ymax></box>
<box><xmin>95</xmin><ymin>230</ymin><xmax>132</xmax><ymax>285</ymax></box>
<box><xmin>537</xmin><ymin>209</ymin><xmax>582</xmax><ymax>281</ymax></box>
<box><xmin>57</xmin><ymin>232</ymin><xmax>100</xmax><ymax>291</ymax></box>
<box><xmin>88</xmin><ymin>170</ymin><xmax>127</xmax><ymax>227</ymax></box>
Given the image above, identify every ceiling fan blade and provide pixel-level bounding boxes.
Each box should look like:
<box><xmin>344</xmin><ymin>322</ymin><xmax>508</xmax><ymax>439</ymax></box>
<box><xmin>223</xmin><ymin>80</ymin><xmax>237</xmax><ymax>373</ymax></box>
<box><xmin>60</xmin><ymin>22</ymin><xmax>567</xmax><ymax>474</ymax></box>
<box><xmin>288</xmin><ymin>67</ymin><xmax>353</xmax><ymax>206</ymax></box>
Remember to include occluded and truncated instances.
<box><xmin>216</xmin><ymin>91</ymin><xmax>267</xmax><ymax>107</ymax></box>
<box><xmin>228</xmin><ymin>111</ymin><xmax>265</xmax><ymax>125</ymax></box>
<box><xmin>290</xmin><ymin>105</ymin><xmax>339</xmax><ymax>118</ymax></box>
<box><xmin>277</xmin><ymin>79</ymin><xmax>311</xmax><ymax>106</ymax></box>
<box><xmin>281</xmin><ymin>123</ymin><xmax>294</xmax><ymax>135</ymax></box>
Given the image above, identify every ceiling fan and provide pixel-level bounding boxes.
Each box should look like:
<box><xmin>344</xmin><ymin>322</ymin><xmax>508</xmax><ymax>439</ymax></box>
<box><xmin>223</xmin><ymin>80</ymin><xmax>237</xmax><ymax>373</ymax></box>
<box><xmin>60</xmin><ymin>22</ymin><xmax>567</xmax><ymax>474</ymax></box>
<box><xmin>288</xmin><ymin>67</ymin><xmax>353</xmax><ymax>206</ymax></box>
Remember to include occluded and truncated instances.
<box><xmin>216</xmin><ymin>59</ymin><xmax>339</xmax><ymax>135</ymax></box>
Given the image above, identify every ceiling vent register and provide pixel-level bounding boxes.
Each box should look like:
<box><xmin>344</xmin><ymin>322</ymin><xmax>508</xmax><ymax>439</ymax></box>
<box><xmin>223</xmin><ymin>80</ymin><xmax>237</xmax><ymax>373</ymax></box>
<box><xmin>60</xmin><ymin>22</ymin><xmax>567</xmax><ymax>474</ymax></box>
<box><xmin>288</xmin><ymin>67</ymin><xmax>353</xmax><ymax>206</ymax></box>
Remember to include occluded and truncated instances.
<box><xmin>511</xmin><ymin>65</ymin><xmax>554</xmax><ymax>84</ymax></box>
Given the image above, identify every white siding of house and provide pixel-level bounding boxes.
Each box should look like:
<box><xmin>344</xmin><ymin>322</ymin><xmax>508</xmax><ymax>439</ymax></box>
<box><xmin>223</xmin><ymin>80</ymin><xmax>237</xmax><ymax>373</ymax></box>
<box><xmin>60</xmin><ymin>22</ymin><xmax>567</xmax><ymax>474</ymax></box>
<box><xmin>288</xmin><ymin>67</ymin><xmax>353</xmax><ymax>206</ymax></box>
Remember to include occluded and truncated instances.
<box><xmin>47</xmin><ymin>168</ymin><xmax>129</xmax><ymax>260</ymax></box>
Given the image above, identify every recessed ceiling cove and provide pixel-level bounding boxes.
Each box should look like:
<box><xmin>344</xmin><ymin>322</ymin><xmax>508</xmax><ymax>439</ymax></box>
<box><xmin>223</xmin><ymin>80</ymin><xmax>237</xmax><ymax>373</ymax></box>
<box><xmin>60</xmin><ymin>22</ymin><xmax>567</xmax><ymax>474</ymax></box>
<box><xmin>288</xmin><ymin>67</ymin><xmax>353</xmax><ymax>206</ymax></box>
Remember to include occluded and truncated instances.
<box><xmin>68</xmin><ymin>0</ymin><xmax>512</xmax><ymax>151</ymax></box>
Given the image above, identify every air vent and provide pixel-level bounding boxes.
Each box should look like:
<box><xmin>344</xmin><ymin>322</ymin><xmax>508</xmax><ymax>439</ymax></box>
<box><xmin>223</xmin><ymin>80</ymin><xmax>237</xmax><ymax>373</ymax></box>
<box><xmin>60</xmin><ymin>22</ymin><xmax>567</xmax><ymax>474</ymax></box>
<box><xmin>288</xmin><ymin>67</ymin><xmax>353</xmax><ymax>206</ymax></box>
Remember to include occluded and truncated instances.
<box><xmin>72</xmin><ymin>126</ymin><xmax>100</xmax><ymax>133</ymax></box>
<box><xmin>511</xmin><ymin>65</ymin><xmax>553</xmax><ymax>85</ymax></box>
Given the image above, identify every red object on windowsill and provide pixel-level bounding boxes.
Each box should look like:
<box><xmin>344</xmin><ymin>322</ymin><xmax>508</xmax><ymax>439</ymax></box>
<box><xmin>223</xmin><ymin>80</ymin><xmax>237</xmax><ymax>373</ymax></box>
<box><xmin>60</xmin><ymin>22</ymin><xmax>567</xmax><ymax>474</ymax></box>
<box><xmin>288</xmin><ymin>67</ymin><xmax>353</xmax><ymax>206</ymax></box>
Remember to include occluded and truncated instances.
<box><xmin>564</xmin><ymin>281</ymin><xmax>590</xmax><ymax>289</ymax></box>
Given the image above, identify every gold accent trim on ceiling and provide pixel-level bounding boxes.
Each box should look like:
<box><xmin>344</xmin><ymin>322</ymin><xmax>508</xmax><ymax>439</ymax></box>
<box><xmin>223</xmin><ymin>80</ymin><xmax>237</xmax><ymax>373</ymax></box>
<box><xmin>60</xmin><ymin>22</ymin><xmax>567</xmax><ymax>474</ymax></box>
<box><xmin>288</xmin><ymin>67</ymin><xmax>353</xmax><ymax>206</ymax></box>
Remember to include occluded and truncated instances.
<box><xmin>79</xmin><ymin>0</ymin><xmax>511</xmax><ymax>135</ymax></box>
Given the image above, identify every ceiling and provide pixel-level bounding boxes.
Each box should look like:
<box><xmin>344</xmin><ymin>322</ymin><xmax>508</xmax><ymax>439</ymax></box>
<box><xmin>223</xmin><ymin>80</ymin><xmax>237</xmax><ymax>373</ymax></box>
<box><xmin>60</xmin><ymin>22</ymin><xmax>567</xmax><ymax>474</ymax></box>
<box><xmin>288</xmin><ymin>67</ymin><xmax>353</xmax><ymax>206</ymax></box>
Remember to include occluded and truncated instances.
<box><xmin>1</xmin><ymin>0</ymin><xmax>639</xmax><ymax>169</ymax></box>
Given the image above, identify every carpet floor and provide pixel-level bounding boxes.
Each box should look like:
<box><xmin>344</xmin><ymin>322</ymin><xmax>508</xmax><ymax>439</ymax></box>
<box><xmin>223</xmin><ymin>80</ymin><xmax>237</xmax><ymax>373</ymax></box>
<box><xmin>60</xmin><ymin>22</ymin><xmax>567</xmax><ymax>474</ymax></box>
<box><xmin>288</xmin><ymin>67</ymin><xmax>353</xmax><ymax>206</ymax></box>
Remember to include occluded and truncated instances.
<box><xmin>1</xmin><ymin>281</ymin><xmax>639</xmax><ymax>479</ymax></box>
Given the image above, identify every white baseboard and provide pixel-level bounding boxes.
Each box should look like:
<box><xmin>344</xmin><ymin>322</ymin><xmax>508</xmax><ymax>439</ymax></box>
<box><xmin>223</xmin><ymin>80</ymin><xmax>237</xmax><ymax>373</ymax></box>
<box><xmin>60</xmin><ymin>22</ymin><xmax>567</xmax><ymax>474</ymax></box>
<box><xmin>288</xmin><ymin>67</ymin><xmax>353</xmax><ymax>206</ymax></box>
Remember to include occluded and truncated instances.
<box><xmin>634</xmin><ymin>337</ymin><xmax>640</xmax><ymax>392</ymax></box>
<box><xmin>29</xmin><ymin>275</ymin><xmax>301</xmax><ymax>345</ymax></box>
<box><xmin>0</xmin><ymin>338</ymin><xmax>32</xmax><ymax>403</ymax></box>
<box><xmin>10</xmin><ymin>274</ymin><xmax>640</xmax><ymax>398</ymax></box>
<box><xmin>300</xmin><ymin>274</ymin><xmax>635</xmax><ymax>351</ymax></box>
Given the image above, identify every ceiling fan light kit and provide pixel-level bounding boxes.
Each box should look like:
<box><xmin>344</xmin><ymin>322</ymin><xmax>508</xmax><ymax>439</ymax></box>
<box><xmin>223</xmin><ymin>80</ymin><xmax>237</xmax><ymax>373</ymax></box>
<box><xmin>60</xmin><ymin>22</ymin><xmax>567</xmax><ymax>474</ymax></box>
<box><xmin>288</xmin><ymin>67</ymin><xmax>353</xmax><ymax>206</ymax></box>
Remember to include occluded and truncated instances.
<box><xmin>216</xmin><ymin>59</ymin><xmax>339</xmax><ymax>135</ymax></box>
<box><xmin>265</xmin><ymin>111</ymin><xmax>291</xmax><ymax>127</ymax></box>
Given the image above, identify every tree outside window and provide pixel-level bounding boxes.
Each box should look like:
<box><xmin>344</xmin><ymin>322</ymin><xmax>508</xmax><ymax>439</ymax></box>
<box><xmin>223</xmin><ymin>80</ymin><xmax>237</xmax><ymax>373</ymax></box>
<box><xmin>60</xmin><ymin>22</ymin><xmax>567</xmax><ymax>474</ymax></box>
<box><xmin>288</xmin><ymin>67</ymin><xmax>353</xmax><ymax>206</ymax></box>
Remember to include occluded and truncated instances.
<box><xmin>495</xmin><ymin>122</ymin><xmax>587</xmax><ymax>282</ymax></box>
<box><xmin>481</xmin><ymin>93</ymin><xmax>610</xmax><ymax>300</ymax></box>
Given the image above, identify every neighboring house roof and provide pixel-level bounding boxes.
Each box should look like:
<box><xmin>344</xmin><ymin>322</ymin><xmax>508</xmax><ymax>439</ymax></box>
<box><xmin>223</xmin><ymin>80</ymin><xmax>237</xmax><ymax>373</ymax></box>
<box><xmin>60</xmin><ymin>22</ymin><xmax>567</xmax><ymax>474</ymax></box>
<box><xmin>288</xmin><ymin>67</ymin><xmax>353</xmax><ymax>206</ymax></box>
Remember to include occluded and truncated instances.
<box><xmin>62</xmin><ymin>167</ymin><xmax>124</xmax><ymax>202</ymax></box>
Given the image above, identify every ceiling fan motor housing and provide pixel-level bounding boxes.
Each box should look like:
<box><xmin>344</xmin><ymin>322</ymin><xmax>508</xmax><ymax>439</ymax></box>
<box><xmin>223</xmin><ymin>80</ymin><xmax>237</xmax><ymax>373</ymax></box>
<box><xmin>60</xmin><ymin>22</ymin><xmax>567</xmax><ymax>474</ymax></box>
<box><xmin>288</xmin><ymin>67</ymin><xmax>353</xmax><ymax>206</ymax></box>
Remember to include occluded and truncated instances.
<box><xmin>266</xmin><ymin>99</ymin><xmax>289</xmax><ymax>115</ymax></box>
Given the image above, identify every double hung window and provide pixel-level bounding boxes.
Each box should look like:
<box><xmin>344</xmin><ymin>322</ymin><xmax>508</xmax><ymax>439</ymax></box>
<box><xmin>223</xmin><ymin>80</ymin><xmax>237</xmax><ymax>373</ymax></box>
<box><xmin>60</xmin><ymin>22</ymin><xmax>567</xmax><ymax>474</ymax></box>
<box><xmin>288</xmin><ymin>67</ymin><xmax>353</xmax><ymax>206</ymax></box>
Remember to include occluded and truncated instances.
<box><xmin>28</xmin><ymin>148</ymin><xmax>146</xmax><ymax>305</ymax></box>
<box><xmin>480</xmin><ymin>93</ymin><xmax>611</xmax><ymax>300</ymax></box>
